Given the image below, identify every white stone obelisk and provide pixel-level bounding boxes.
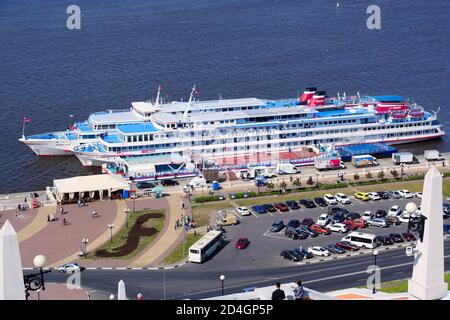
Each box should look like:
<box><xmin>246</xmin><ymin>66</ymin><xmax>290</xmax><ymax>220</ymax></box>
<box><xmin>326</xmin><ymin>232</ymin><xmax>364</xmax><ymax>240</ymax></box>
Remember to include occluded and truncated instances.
<box><xmin>117</xmin><ymin>279</ymin><xmax>127</xmax><ymax>300</ymax></box>
<box><xmin>0</xmin><ymin>220</ymin><xmax>26</xmax><ymax>300</ymax></box>
<box><xmin>408</xmin><ymin>166</ymin><xmax>448</xmax><ymax>300</ymax></box>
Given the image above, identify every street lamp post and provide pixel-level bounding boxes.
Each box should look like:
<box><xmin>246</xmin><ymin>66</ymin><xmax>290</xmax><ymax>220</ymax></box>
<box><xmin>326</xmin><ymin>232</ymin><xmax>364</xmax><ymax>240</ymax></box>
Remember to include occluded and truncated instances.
<box><xmin>23</xmin><ymin>254</ymin><xmax>49</xmax><ymax>300</ymax></box>
<box><xmin>82</xmin><ymin>238</ymin><xmax>89</xmax><ymax>258</ymax></box>
<box><xmin>108</xmin><ymin>224</ymin><xmax>115</xmax><ymax>244</ymax></box>
<box><xmin>124</xmin><ymin>208</ymin><xmax>130</xmax><ymax>228</ymax></box>
<box><xmin>220</xmin><ymin>274</ymin><xmax>225</xmax><ymax>296</ymax></box>
<box><xmin>373</xmin><ymin>250</ymin><xmax>378</xmax><ymax>294</ymax></box>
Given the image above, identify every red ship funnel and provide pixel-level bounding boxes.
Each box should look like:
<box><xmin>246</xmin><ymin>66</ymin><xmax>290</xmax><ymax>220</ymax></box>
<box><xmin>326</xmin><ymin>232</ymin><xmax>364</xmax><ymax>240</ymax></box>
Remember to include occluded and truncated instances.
<box><xmin>308</xmin><ymin>90</ymin><xmax>326</xmax><ymax>107</ymax></box>
<box><xmin>299</xmin><ymin>87</ymin><xmax>317</xmax><ymax>104</ymax></box>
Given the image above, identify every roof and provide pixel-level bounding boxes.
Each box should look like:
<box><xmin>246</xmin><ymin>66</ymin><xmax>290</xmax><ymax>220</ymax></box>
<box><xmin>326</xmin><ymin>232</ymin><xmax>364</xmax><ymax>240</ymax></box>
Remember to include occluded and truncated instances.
<box><xmin>88</xmin><ymin>109</ymin><xmax>143</xmax><ymax>125</ymax></box>
<box><xmin>53</xmin><ymin>174</ymin><xmax>130</xmax><ymax>194</ymax></box>
<box><xmin>123</xmin><ymin>154</ymin><xmax>187</xmax><ymax>166</ymax></box>
<box><xmin>117</xmin><ymin>123</ymin><xmax>160</xmax><ymax>134</ymax></box>
<box><xmin>160</xmin><ymin>97</ymin><xmax>267</xmax><ymax>113</ymax></box>
<box><xmin>103</xmin><ymin>134</ymin><xmax>122</xmax><ymax>143</ymax></box>
<box><xmin>372</xmin><ymin>95</ymin><xmax>405</xmax><ymax>103</ymax></box>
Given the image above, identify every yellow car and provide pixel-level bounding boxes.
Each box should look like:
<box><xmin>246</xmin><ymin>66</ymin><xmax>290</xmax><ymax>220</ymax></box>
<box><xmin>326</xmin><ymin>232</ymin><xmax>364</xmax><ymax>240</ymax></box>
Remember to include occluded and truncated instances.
<box><xmin>354</xmin><ymin>192</ymin><xmax>370</xmax><ymax>201</ymax></box>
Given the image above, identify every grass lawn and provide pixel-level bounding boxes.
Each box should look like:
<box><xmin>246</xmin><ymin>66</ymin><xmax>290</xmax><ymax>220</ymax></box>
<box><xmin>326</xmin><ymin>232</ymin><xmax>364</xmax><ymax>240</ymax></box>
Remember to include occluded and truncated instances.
<box><xmin>161</xmin><ymin>232</ymin><xmax>203</xmax><ymax>265</ymax></box>
<box><xmin>191</xmin><ymin>202</ymin><xmax>233</xmax><ymax>227</ymax></box>
<box><xmin>91</xmin><ymin>209</ymin><xmax>165</xmax><ymax>260</ymax></box>
<box><xmin>378</xmin><ymin>273</ymin><xmax>450</xmax><ymax>293</ymax></box>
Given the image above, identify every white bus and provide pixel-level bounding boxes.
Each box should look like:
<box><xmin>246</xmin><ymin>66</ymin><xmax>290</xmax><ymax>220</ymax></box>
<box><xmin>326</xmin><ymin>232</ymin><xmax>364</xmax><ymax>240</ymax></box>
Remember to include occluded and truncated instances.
<box><xmin>189</xmin><ymin>230</ymin><xmax>223</xmax><ymax>263</ymax></box>
<box><xmin>342</xmin><ymin>232</ymin><xmax>378</xmax><ymax>249</ymax></box>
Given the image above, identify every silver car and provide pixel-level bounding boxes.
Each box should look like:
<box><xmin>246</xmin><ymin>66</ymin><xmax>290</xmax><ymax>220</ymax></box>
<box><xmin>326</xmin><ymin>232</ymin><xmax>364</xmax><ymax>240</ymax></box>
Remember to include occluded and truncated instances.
<box><xmin>367</xmin><ymin>217</ymin><xmax>389</xmax><ymax>228</ymax></box>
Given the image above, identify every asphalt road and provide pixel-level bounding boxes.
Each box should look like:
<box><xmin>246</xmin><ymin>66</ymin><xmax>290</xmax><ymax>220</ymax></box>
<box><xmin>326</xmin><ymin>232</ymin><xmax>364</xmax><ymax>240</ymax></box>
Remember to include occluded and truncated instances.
<box><xmin>32</xmin><ymin>194</ymin><xmax>450</xmax><ymax>300</ymax></box>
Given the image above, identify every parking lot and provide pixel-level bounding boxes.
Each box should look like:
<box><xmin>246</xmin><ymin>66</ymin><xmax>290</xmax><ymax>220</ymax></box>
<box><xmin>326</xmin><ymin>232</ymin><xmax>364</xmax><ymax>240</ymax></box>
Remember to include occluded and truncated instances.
<box><xmin>207</xmin><ymin>192</ymin><xmax>449</xmax><ymax>268</ymax></box>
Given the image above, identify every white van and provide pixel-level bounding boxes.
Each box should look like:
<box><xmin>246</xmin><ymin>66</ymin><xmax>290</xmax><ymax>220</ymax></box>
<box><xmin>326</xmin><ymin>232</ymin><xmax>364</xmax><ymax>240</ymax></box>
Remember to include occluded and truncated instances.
<box><xmin>342</xmin><ymin>232</ymin><xmax>377</xmax><ymax>249</ymax></box>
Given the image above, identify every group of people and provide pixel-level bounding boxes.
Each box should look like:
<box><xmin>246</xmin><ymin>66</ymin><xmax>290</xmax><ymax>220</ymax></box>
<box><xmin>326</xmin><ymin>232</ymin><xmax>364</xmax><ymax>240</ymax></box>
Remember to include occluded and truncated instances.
<box><xmin>175</xmin><ymin>214</ymin><xmax>196</xmax><ymax>230</ymax></box>
<box><xmin>77</xmin><ymin>198</ymin><xmax>88</xmax><ymax>207</ymax></box>
<box><xmin>271</xmin><ymin>280</ymin><xmax>305</xmax><ymax>300</ymax></box>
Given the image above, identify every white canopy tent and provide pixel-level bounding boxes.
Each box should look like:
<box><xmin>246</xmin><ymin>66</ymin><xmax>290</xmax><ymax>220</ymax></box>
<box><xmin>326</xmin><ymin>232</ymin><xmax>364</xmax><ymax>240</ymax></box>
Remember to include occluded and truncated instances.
<box><xmin>53</xmin><ymin>174</ymin><xmax>130</xmax><ymax>202</ymax></box>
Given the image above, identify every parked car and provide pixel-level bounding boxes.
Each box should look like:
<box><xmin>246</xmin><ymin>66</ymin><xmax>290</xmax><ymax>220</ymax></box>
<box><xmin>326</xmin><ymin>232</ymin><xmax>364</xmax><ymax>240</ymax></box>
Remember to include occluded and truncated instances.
<box><xmin>376</xmin><ymin>235</ymin><xmax>394</xmax><ymax>246</ymax></box>
<box><xmin>307</xmin><ymin>246</ymin><xmax>330</xmax><ymax>257</ymax></box>
<box><xmin>236</xmin><ymin>207</ymin><xmax>251</xmax><ymax>216</ymax></box>
<box><xmin>310</xmin><ymin>224</ymin><xmax>331</xmax><ymax>235</ymax></box>
<box><xmin>251</xmin><ymin>205</ymin><xmax>267</xmax><ymax>214</ymax></box>
<box><xmin>346</xmin><ymin>212</ymin><xmax>361</xmax><ymax>220</ymax></box>
<box><xmin>402</xmin><ymin>232</ymin><xmax>417</xmax><ymax>241</ymax></box>
<box><xmin>342</xmin><ymin>220</ymin><xmax>359</xmax><ymax>231</ymax></box>
<box><xmin>385</xmin><ymin>215</ymin><xmax>401</xmax><ymax>226</ymax></box>
<box><xmin>374</xmin><ymin>209</ymin><xmax>388</xmax><ymax>218</ymax></box>
<box><xmin>300</xmin><ymin>218</ymin><xmax>314</xmax><ymax>227</ymax></box>
<box><xmin>299</xmin><ymin>199</ymin><xmax>316</xmax><ymax>208</ymax></box>
<box><xmin>415</xmin><ymin>192</ymin><xmax>423</xmax><ymax>198</ymax></box>
<box><xmin>285</xmin><ymin>200</ymin><xmax>300</xmax><ymax>210</ymax></box>
<box><xmin>235</xmin><ymin>237</ymin><xmax>250</xmax><ymax>249</ymax></box>
<box><xmin>323</xmin><ymin>194</ymin><xmax>337</xmax><ymax>205</ymax></box>
<box><xmin>161</xmin><ymin>179</ymin><xmax>179</xmax><ymax>187</ymax></box>
<box><xmin>316</xmin><ymin>214</ymin><xmax>331</xmax><ymax>226</ymax></box>
<box><xmin>324</xmin><ymin>244</ymin><xmax>346</xmax><ymax>254</ymax></box>
<box><xmin>270</xmin><ymin>220</ymin><xmax>285</xmax><ymax>232</ymax></box>
<box><xmin>285</xmin><ymin>228</ymin><xmax>308</xmax><ymax>240</ymax></box>
<box><xmin>368</xmin><ymin>192</ymin><xmax>381</xmax><ymax>200</ymax></box>
<box><xmin>351</xmin><ymin>218</ymin><xmax>367</xmax><ymax>228</ymax></box>
<box><xmin>443</xmin><ymin>225</ymin><xmax>450</xmax><ymax>235</ymax></box>
<box><xmin>388</xmin><ymin>233</ymin><xmax>404</xmax><ymax>243</ymax></box>
<box><xmin>298</xmin><ymin>225</ymin><xmax>319</xmax><ymax>237</ymax></box>
<box><xmin>354</xmin><ymin>192</ymin><xmax>370</xmax><ymax>201</ymax></box>
<box><xmin>287</xmin><ymin>219</ymin><xmax>301</xmax><ymax>229</ymax></box>
<box><xmin>362</xmin><ymin>211</ymin><xmax>373</xmax><ymax>221</ymax></box>
<box><xmin>329</xmin><ymin>223</ymin><xmax>348</xmax><ymax>233</ymax></box>
<box><xmin>314</xmin><ymin>197</ymin><xmax>327</xmax><ymax>207</ymax></box>
<box><xmin>58</xmin><ymin>263</ymin><xmax>82</xmax><ymax>273</ymax></box>
<box><xmin>398</xmin><ymin>189</ymin><xmax>413</xmax><ymax>199</ymax></box>
<box><xmin>443</xmin><ymin>203</ymin><xmax>450</xmax><ymax>214</ymax></box>
<box><xmin>328</xmin><ymin>206</ymin><xmax>349</xmax><ymax>215</ymax></box>
<box><xmin>332</xmin><ymin>213</ymin><xmax>345</xmax><ymax>224</ymax></box>
<box><xmin>218</xmin><ymin>194</ymin><xmax>225</xmax><ymax>200</ymax></box>
<box><xmin>377</xmin><ymin>191</ymin><xmax>390</xmax><ymax>199</ymax></box>
<box><xmin>336</xmin><ymin>241</ymin><xmax>359</xmax><ymax>251</ymax></box>
<box><xmin>136</xmin><ymin>181</ymin><xmax>156</xmax><ymax>189</ymax></box>
<box><xmin>399</xmin><ymin>213</ymin><xmax>412</xmax><ymax>224</ymax></box>
<box><xmin>293</xmin><ymin>247</ymin><xmax>313</xmax><ymax>259</ymax></box>
<box><xmin>388</xmin><ymin>205</ymin><xmax>402</xmax><ymax>217</ymax></box>
<box><xmin>335</xmin><ymin>193</ymin><xmax>351</xmax><ymax>204</ymax></box>
<box><xmin>280</xmin><ymin>250</ymin><xmax>302</xmax><ymax>262</ymax></box>
<box><xmin>262</xmin><ymin>204</ymin><xmax>277</xmax><ymax>213</ymax></box>
<box><xmin>387</xmin><ymin>190</ymin><xmax>402</xmax><ymax>199</ymax></box>
<box><xmin>229</xmin><ymin>192</ymin><xmax>237</xmax><ymax>199</ymax></box>
<box><xmin>368</xmin><ymin>217</ymin><xmax>389</xmax><ymax>228</ymax></box>
<box><xmin>274</xmin><ymin>202</ymin><xmax>290</xmax><ymax>212</ymax></box>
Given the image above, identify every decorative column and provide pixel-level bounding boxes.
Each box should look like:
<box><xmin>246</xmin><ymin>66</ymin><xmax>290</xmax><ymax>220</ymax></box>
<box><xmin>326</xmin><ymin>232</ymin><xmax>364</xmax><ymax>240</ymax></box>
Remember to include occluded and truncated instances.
<box><xmin>408</xmin><ymin>166</ymin><xmax>448</xmax><ymax>300</ymax></box>
<box><xmin>0</xmin><ymin>220</ymin><xmax>26</xmax><ymax>300</ymax></box>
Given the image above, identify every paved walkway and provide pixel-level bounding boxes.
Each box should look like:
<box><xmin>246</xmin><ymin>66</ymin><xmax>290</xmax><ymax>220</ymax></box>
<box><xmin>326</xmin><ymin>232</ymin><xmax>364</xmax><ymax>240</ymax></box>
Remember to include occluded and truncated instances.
<box><xmin>128</xmin><ymin>195</ymin><xmax>184</xmax><ymax>267</ymax></box>
<box><xmin>18</xmin><ymin>205</ymin><xmax>54</xmax><ymax>242</ymax></box>
<box><xmin>26</xmin><ymin>283</ymin><xmax>89</xmax><ymax>300</ymax></box>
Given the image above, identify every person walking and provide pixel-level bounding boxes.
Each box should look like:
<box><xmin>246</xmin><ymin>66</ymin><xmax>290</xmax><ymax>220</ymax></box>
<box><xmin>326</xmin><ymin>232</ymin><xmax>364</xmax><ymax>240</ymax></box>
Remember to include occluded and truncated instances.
<box><xmin>182</xmin><ymin>202</ymin><xmax>185</xmax><ymax>210</ymax></box>
<box><xmin>77</xmin><ymin>199</ymin><xmax>81</xmax><ymax>207</ymax></box>
<box><xmin>271</xmin><ymin>282</ymin><xmax>285</xmax><ymax>300</ymax></box>
<box><xmin>293</xmin><ymin>280</ymin><xmax>305</xmax><ymax>300</ymax></box>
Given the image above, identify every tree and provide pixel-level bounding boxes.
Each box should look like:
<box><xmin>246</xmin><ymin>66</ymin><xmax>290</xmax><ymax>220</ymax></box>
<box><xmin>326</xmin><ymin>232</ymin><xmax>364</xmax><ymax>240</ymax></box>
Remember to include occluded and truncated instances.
<box><xmin>292</xmin><ymin>177</ymin><xmax>301</xmax><ymax>188</ymax></box>
<box><xmin>353</xmin><ymin>173</ymin><xmax>360</xmax><ymax>181</ymax></box>
<box><xmin>307</xmin><ymin>176</ymin><xmax>314</xmax><ymax>185</ymax></box>
<box><xmin>265</xmin><ymin>182</ymin><xmax>275</xmax><ymax>192</ymax></box>
<box><xmin>366</xmin><ymin>171</ymin><xmax>372</xmax><ymax>179</ymax></box>
<box><xmin>377</xmin><ymin>170</ymin><xmax>385</xmax><ymax>179</ymax></box>
<box><xmin>279</xmin><ymin>180</ymin><xmax>287</xmax><ymax>191</ymax></box>
<box><xmin>390</xmin><ymin>169</ymin><xmax>399</xmax><ymax>178</ymax></box>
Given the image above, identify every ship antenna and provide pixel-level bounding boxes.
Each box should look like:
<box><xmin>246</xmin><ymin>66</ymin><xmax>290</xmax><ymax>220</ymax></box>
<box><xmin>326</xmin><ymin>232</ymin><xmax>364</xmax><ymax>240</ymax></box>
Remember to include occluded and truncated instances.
<box><xmin>155</xmin><ymin>85</ymin><xmax>162</xmax><ymax>108</ymax></box>
<box><xmin>184</xmin><ymin>84</ymin><xmax>197</xmax><ymax>118</ymax></box>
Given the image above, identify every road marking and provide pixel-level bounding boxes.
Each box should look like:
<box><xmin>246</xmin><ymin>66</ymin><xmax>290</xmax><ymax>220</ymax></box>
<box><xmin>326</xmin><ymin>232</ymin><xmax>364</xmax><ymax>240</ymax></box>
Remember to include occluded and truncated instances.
<box><xmin>234</xmin><ymin>211</ymin><xmax>243</xmax><ymax>219</ymax></box>
<box><xmin>251</xmin><ymin>211</ymin><xmax>259</xmax><ymax>218</ymax></box>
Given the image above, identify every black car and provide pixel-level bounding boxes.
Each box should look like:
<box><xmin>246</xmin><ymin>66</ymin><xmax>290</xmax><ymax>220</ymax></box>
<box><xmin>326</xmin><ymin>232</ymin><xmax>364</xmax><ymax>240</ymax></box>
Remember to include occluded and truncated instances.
<box><xmin>270</xmin><ymin>220</ymin><xmax>285</xmax><ymax>232</ymax></box>
<box><xmin>324</xmin><ymin>244</ymin><xmax>346</xmax><ymax>254</ymax></box>
<box><xmin>443</xmin><ymin>203</ymin><xmax>450</xmax><ymax>217</ymax></box>
<box><xmin>285</xmin><ymin>200</ymin><xmax>300</xmax><ymax>210</ymax></box>
<box><xmin>293</xmin><ymin>247</ymin><xmax>314</xmax><ymax>259</ymax></box>
<box><xmin>385</xmin><ymin>216</ymin><xmax>401</xmax><ymax>226</ymax></box>
<box><xmin>328</xmin><ymin>206</ymin><xmax>348</xmax><ymax>216</ymax></box>
<box><xmin>297</xmin><ymin>226</ymin><xmax>319</xmax><ymax>237</ymax></box>
<box><xmin>374</xmin><ymin>209</ymin><xmax>387</xmax><ymax>218</ymax></box>
<box><xmin>136</xmin><ymin>181</ymin><xmax>156</xmax><ymax>189</ymax></box>
<box><xmin>299</xmin><ymin>199</ymin><xmax>316</xmax><ymax>208</ymax></box>
<box><xmin>388</xmin><ymin>233</ymin><xmax>404</xmax><ymax>243</ymax></box>
<box><xmin>280</xmin><ymin>250</ymin><xmax>302</xmax><ymax>262</ymax></box>
<box><xmin>262</xmin><ymin>204</ymin><xmax>277</xmax><ymax>213</ymax></box>
<box><xmin>377</xmin><ymin>191</ymin><xmax>390</xmax><ymax>199</ymax></box>
<box><xmin>346</xmin><ymin>212</ymin><xmax>361</xmax><ymax>220</ymax></box>
<box><xmin>300</xmin><ymin>218</ymin><xmax>314</xmax><ymax>227</ymax></box>
<box><xmin>376</xmin><ymin>235</ymin><xmax>394</xmax><ymax>246</ymax></box>
<box><xmin>287</xmin><ymin>219</ymin><xmax>301</xmax><ymax>229</ymax></box>
<box><xmin>160</xmin><ymin>179</ymin><xmax>179</xmax><ymax>187</ymax></box>
<box><xmin>285</xmin><ymin>228</ymin><xmax>308</xmax><ymax>240</ymax></box>
<box><xmin>332</xmin><ymin>213</ymin><xmax>345</xmax><ymax>224</ymax></box>
<box><xmin>314</xmin><ymin>197</ymin><xmax>327</xmax><ymax>207</ymax></box>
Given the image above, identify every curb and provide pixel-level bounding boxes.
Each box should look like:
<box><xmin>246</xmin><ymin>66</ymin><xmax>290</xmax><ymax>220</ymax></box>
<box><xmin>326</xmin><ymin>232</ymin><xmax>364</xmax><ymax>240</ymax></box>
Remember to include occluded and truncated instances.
<box><xmin>23</xmin><ymin>261</ymin><xmax>190</xmax><ymax>271</ymax></box>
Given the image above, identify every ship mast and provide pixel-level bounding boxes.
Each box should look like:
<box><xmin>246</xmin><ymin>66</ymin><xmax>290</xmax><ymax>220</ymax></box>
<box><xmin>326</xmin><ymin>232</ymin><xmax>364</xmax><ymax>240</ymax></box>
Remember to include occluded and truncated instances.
<box><xmin>184</xmin><ymin>84</ymin><xmax>197</xmax><ymax>118</ymax></box>
<box><xmin>155</xmin><ymin>85</ymin><xmax>162</xmax><ymax>108</ymax></box>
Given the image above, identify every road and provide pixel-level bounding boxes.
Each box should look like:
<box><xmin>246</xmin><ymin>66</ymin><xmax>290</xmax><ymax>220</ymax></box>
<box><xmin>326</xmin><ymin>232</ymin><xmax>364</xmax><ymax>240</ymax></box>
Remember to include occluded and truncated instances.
<box><xmin>33</xmin><ymin>239</ymin><xmax>450</xmax><ymax>300</ymax></box>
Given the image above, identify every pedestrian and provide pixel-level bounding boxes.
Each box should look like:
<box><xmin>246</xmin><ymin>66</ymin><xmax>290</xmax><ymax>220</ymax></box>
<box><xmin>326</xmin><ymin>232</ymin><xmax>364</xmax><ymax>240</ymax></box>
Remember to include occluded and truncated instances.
<box><xmin>174</xmin><ymin>221</ymin><xmax>178</xmax><ymax>230</ymax></box>
<box><xmin>60</xmin><ymin>207</ymin><xmax>64</xmax><ymax>215</ymax></box>
<box><xmin>83</xmin><ymin>198</ymin><xmax>87</xmax><ymax>206</ymax></box>
<box><xmin>271</xmin><ymin>282</ymin><xmax>285</xmax><ymax>300</ymax></box>
<box><xmin>182</xmin><ymin>202</ymin><xmax>185</xmax><ymax>210</ymax></box>
<box><xmin>77</xmin><ymin>199</ymin><xmax>81</xmax><ymax>207</ymax></box>
<box><xmin>15</xmin><ymin>212</ymin><xmax>18</xmax><ymax>218</ymax></box>
<box><xmin>293</xmin><ymin>280</ymin><xmax>305</xmax><ymax>300</ymax></box>
<box><xmin>47</xmin><ymin>214</ymin><xmax>50</xmax><ymax>222</ymax></box>
<box><xmin>24</xmin><ymin>197</ymin><xmax>27</xmax><ymax>203</ymax></box>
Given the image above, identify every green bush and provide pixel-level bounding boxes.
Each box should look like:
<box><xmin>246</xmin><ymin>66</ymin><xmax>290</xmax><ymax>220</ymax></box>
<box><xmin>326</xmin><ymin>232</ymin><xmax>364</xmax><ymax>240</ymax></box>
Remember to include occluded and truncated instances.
<box><xmin>193</xmin><ymin>195</ymin><xmax>221</xmax><ymax>203</ymax></box>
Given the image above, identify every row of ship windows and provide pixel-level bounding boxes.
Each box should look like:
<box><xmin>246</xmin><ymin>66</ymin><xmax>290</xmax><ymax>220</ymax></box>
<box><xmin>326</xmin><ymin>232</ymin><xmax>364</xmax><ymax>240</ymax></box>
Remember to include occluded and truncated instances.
<box><xmin>364</xmin><ymin>121</ymin><xmax>429</xmax><ymax>131</ymax></box>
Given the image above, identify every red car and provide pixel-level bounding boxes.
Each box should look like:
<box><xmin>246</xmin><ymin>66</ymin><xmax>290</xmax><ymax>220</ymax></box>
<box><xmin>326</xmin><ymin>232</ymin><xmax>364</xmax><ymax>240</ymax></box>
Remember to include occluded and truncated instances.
<box><xmin>301</xmin><ymin>218</ymin><xmax>314</xmax><ymax>227</ymax></box>
<box><xmin>274</xmin><ymin>203</ymin><xmax>289</xmax><ymax>212</ymax></box>
<box><xmin>342</xmin><ymin>220</ymin><xmax>359</xmax><ymax>231</ymax></box>
<box><xmin>310</xmin><ymin>224</ymin><xmax>331</xmax><ymax>235</ymax></box>
<box><xmin>235</xmin><ymin>238</ymin><xmax>250</xmax><ymax>249</ymax></box>
<box><xmin>351</xmin><ymin>218</ymin><xmax>367</xmax><ymax>229</ymax></box>
<box><xmin>402</xmin><ymin>232</ymin><xmax>417</xmax><ymax>242</ymax></box>
<box><xmin>336</xmin><ymin>241</ymin><xmax>359</xmax><ymax>251</ymax></box>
